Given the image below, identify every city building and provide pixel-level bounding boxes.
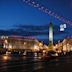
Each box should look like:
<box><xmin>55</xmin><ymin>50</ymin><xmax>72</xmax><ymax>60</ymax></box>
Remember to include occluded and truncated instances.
<box><xmin>0</xmin><ymin>36</ymin><xmax>47</xmax><ymax>53</ymax></box>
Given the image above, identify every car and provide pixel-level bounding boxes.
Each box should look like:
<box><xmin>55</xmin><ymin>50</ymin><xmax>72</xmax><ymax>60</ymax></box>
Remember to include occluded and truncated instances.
<box><xmin>41</xmin><ymin>51</ymin><xmax>58</xmax><ymax>60</ymax></box>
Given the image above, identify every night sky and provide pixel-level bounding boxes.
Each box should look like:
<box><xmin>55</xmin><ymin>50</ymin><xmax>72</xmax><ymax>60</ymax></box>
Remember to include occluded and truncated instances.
<box><xmin>0</xmin><ymin>0</ymin><xmax>72</xmax><ymax>44</ymax></box>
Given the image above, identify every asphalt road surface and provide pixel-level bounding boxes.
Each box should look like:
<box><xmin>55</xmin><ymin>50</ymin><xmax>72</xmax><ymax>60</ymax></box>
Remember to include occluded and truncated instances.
<box><xmin>0</xmin><ymin>54</ymin><xmax>72</xmax><ymax>72</ymax></box>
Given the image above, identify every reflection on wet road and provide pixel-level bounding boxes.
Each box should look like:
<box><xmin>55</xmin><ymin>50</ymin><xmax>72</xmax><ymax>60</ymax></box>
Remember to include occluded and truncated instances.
<box><xmin>0</xmin><ymin>54</ymin><xmax>72</xmax><ymax>72</ymax></box>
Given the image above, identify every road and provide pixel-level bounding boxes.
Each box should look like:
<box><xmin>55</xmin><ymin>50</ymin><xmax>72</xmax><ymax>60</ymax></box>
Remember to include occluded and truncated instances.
<box><xmin>0</xmin><ymin>53</ymin><xmax>72</xmax><ymax>72</ymax></box>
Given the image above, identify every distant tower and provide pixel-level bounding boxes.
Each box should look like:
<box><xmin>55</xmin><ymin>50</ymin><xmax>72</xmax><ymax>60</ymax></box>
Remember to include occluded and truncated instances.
<box><xmin>49</xmin><ymin>22</ymin><xmax>53</xmax><ymax>49</ymax></box>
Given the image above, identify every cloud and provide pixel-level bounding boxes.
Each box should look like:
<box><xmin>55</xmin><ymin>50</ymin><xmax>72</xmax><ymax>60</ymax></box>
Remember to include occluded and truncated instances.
<box><xmin>0</xmin><ymin>24</ymin><xmax>72</xmax><ymax>44</ymax></box>
<box><xmin>15</xmin><ymin>24</ymin><xmax>49</xmax><ymax>31</ymax></box>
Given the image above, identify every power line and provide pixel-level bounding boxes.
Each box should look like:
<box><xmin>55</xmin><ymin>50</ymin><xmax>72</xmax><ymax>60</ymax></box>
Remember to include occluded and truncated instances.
<box><xmin>23</xmin><ymin>0</ymin><xmax>72</xmax><ymax>25</ymax></box>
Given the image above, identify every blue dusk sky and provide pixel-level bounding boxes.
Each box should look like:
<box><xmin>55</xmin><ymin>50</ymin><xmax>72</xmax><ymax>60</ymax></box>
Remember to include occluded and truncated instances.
<box><xmin>0</xmin><ymin>0</ymin><xmax>72</xmax><ymax>44</ymax></box>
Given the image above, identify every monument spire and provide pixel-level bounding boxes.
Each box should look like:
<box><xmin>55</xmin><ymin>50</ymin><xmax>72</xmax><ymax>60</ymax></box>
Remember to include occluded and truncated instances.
<box><xmin>49</xmin><ymin>21</ymin><xmax>53</xmax><ymax>49</ymax></box>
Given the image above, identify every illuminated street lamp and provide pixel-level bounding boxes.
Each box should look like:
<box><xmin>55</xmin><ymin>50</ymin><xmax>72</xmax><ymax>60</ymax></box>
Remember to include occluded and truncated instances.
<box><xmin>39</xmin><ymin>42</ymin><xmax>43</xmax><ymax>47</ymax></box>
<box><xmin>34</xmin><ymin>45</ymin><xmax>39</xmax><ymax>51</ymax></box>
<box><xmin>4</xmin><ymin>40</ymin><xmax>8</xmax><ymax>44</ymax></box>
